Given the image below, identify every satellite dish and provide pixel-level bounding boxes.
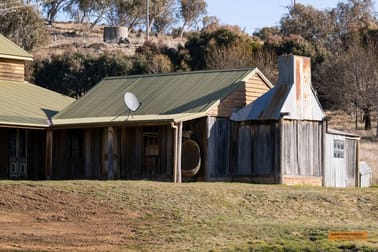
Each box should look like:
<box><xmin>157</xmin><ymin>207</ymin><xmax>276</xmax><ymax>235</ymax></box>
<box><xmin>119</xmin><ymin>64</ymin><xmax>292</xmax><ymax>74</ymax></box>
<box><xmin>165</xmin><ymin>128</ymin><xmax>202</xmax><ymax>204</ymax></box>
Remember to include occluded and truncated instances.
<box><xmin>124</xmin><ymin>92</ymin><xmax>141</xmax><ymax>112</ymax></box>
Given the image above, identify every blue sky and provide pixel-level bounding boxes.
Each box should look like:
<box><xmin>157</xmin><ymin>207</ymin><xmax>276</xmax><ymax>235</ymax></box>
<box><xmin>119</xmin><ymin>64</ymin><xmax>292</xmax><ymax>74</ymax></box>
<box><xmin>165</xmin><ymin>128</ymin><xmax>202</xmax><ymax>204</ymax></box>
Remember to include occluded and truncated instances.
<box><xmin>206</xmin><ymin>0</ymin><xmax>378</xmax><ymax>34</ymax></box>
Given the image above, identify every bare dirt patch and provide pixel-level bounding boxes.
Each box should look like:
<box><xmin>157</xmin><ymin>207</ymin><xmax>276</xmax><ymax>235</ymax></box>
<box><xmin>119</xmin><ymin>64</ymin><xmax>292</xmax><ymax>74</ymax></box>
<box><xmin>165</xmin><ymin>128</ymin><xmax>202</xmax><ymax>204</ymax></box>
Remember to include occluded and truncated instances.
<box><xmin>0</xmin><ymin>183</ymin><xmax>136</xmax><ymax>251</ymax></box>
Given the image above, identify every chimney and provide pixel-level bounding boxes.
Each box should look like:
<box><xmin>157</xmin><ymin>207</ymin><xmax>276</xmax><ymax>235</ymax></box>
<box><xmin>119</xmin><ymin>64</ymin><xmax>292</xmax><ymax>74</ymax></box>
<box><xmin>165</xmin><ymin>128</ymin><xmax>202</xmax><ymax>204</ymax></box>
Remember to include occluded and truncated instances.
<box><xmin>278</xmin><ymin>54</ymin><xmax>311</xmax><ymax>84</ymax></box>
<box><xmin>278</xmin><ymin>55</ymin><xmax>319</xmax><ymax>120</ymax></box>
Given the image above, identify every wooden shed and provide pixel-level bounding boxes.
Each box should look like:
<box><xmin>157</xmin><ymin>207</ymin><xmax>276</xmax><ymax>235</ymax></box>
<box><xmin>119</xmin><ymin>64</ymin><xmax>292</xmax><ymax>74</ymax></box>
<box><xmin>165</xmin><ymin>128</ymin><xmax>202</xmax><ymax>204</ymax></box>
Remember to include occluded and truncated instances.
<box><xmin>324</xmin><ymin>129</ymin><xmax>360</xmax><ymax>187</ymax></box>
<box><xmin>51</xmin><ymin>69</ymin><xmax>273</xmax><ymax>181</ymax></box>
<box><xmin>0</xmin><ymin>34</ymin><xmax>74</xmax><ymax>179</ymax></box>
<box><xmin>230</xmin><ymin>55</ymin><xmax>360</xmax><ymax>187</ymax></box>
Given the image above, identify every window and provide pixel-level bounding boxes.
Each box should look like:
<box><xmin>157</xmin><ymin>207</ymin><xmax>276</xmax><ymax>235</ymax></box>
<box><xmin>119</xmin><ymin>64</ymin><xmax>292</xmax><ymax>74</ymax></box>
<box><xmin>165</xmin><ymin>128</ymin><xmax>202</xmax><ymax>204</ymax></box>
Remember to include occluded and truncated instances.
<box><xmin>333</xmin><ymin>139</ymin><xmax>344</xmax><ymax>159</ymax></box>
<box><xmin>143</xmin><ymin>127</ymin><xmax>160</xmax><ymax>156</ymax></box>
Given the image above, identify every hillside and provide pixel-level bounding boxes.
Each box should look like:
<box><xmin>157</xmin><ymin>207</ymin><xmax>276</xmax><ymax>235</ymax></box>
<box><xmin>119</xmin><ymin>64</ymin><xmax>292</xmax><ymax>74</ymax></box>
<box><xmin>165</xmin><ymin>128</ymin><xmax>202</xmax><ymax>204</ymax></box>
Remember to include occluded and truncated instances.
<box><xmin>0</xmin><ymin>181</ymin><xmax>376</xmax><ymax>251</ymax></box>
<box><xmin>32</xmin><ymin>22</ymin><xmax>186</xmax><ymax>59</ymax></box>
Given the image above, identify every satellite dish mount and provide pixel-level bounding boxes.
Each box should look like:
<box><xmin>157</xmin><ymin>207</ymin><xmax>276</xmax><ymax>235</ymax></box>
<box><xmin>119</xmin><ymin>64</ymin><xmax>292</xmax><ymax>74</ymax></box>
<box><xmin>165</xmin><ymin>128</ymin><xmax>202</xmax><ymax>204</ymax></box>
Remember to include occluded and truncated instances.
<box><xmin>124</xmin><ymin>92</ymin><xmax>141</xmax><ymax>119</ymax></box>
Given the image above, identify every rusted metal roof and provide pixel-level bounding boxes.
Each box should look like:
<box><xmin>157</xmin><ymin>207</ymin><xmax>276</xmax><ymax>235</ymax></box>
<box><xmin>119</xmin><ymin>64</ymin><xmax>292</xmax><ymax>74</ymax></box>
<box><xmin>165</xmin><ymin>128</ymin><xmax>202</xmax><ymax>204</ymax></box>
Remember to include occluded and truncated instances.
<box><xmin>0</xmin><ymin>80</ymin><xmax>74</xmax><ymax>128</ymax></box>
<box><xmin>0</xmin><ymin>34</ymin><xmax>33</xmax><ymax>61</ymax></box>
<box><xmin>53</xmin><ymin>68</ymin><xmax>271</xmax><ymax>126</ymax></box>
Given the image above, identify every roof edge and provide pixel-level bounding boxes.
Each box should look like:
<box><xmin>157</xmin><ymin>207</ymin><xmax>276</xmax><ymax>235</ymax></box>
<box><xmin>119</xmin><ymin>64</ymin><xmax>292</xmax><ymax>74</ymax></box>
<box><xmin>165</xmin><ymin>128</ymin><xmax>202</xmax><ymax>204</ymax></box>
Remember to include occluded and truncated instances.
<box><xmin>327</xmin><ymin>128</ymin><xmax>360</xmax><ymax>139</ymax></box>
<box><xmin>103</xmin><ymin>68</ymin><xmax>258</xmax><ymax>80</ymax></box>
<box><xmin>241</xmin><ymin>68</ymin><xmax>274</xmax><ymax>88</ymax></box>
<box><xmin>0</xmin><ymin>54</ymin><xmax>33</xmax><ymax>61</ymax></box>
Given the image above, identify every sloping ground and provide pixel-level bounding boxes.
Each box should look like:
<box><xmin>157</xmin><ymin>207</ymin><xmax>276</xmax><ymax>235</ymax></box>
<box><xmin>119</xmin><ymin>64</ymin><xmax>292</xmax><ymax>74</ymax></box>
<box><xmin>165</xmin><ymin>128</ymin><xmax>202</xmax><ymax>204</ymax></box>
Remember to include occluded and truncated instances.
<box><xmin>0</xmin><ymin>181</ymin><xmax>376</xmax><ymax>251</ymax></box>
<box><xmin>33</xmin><ymin>22</ymin><xmax>185</xmax><ymax>58</ymax></box>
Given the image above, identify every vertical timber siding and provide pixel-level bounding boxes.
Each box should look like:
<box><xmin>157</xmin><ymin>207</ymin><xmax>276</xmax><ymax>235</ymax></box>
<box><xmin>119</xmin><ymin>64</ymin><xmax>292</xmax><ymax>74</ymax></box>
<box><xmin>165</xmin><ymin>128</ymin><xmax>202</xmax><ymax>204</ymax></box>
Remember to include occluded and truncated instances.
<box><xmin>207</xmin><ymin>117</ymin><xmax>231</xmax><ymax>177</ymax></box>
<box><xmin>0</xmin><ymin>59</ymin><xmax>25</xmax><ymax>81</ymax></box>
<box><xmin>210</xmin><ymin>74</ymin><xmax>271</xmax><ymax>117</ymax></box>
<box><xmin>282</xmin><ymin>120</ymin><xmax>322</xmax><ymax>177</ymax></box>
<box><xmin>233</xmin><ymin>122</ymin><xmax>280</xmax><ymax>182</ymax></box>
<box><xmin>0</xmin><ymin>128</ymin><xmax>10</xmax><ymax>178</ymax></box>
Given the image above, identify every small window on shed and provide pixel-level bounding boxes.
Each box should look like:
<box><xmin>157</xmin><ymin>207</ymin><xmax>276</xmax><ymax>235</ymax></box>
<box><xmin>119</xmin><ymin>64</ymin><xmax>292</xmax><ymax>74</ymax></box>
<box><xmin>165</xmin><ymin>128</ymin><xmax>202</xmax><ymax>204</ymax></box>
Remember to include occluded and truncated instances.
<box><xmin>333</xmin><ymin>139</ymin><xmax>344</xmax><ymax>159</ymax></box>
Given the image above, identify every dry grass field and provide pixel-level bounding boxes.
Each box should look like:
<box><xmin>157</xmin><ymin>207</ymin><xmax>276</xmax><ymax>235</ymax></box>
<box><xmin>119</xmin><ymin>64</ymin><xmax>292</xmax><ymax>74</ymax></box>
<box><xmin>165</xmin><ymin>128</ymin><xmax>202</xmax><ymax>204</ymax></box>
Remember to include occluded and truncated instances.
<box><xmin>0</xmin><ymin>181</ymin><xmax>377</xmax><ymax>251</ymax></box>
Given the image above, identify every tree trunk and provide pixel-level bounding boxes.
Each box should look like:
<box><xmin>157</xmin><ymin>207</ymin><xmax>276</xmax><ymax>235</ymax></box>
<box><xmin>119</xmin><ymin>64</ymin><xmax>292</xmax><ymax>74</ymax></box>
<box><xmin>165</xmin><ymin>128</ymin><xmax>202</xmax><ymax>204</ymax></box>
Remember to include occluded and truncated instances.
<box><xmin>355</xmin><ymin>105</ymin><xmax>358</xmax><ymax>129</ymax></box>
<box><xmin>180</xmin><ymin>22</ymin><xmax>187</xmax><ymax>38</ymax></box>
<box><xmin>363</xmin><ymin>108</ymin><xmax>371</xmax><ymax>130</ymax></box>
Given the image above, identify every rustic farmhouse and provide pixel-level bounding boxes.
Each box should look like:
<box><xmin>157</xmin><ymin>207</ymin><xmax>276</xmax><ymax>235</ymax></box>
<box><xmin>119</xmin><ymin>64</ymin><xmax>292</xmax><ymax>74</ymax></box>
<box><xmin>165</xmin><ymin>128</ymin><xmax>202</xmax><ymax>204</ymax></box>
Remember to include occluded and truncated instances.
<box><xmin>0</xmin><ymin>34</ymin><xmax>74</xmax><ymax>179</ymax></box>
<box><xmin>0</xmin><ymin>34</ymin><xmax>362</xmax><ymax>187</ymax></box>
<box><xmin>231</xmin><ymin>55</ymin><xmax>360</xmax><ymax>187</ymax></box>
<box><xmin>51</xmin><ymin>68</ymin><xmax>273</xmax><ymax>181</ymax></box>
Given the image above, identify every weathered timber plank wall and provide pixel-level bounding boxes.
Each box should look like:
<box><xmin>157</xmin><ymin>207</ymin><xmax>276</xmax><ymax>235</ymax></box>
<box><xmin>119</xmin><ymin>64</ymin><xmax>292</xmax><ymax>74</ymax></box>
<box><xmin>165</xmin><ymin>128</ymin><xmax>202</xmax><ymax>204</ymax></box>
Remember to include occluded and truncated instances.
<box><xmin>53</xmin><ymin>129</ymin><xmax>85</xmax><ymax>178</ymax></box>
<box><xmin>233</xmin><ymin>122</ymin><xmax>280</xmax><ymax>178</ymax></box>
<box><xmin>207</xmin><ymin>117</ymin><xmax>231</xmax><ymax>177</ymax></box>
<box><xmin>210</xmin><ymin>74</ymin><xmax>271</xmax><ymax>117</ymax></box>
<box><xmin>27</xmin><ymin>130</ymin><xmax>45</xmax><ymax>179</ymax></box>
<box><xmin>0</xmin><ymin>59</ymin><xmax>25</xmax><ymax>81</ymax></box>
<box><xmin>123</xmin><ymin>127</ymin><xmax>141</xmax><ymax>179</ymax></box>
<box><xmin>84</xmin><ymin>128</ymin><xmax>102</xmax><ymax>178</ymax></box>
<box><xmin>122</xmin><ymin>126</ymin><xmax>173</xmax><ymax>180</ymax></box>
<box><xmin>0</xmin><ymin>128</ymin><xmax>10</xmax><ymax>178</ymax></box>
<box><xmin>282</xmin><ymin>120</ymin><xmax>322</xmax><ymax>177</ymax></box>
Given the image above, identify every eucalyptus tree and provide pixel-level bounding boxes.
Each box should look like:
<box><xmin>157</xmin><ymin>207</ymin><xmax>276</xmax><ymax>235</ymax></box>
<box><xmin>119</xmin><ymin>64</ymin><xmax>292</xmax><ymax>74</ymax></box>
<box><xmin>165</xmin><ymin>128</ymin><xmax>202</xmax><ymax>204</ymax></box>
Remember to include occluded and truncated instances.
<box><xmin>178</xmin><ymin>0</ymin><xmax>207</xmax><ymax>38</ymax></box>
<box><xmin>0</xmin><ymin>0</ymin><xmax>48</xmax><ymax>50</ymax></box>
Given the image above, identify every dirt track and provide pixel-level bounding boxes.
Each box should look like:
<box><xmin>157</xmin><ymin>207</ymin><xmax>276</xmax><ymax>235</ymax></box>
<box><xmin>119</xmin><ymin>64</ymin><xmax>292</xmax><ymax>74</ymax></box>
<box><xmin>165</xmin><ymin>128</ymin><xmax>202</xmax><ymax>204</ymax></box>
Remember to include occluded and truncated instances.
<box><xmin>0</xmin><ymin>184</ymin><xmax>135</xmax><ymax>251</ymax></box>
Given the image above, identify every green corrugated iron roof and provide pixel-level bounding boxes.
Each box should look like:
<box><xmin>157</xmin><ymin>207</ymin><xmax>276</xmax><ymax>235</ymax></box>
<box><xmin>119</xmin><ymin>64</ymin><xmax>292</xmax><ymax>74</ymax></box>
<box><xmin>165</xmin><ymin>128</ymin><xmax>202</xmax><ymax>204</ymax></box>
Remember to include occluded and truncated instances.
<box><xmin>0</xmin><ymin>34</ymin><xmax>33</xmax><ymax>61</ymax></box>
<box><xmin>54</xmin><ymin>69</ymin><xmax>267</xmax><ymax>126</ymax></box>
<box><xmin>0</xmin><ymin>80</ymin><xmax>74</xmax><ymax>128</ymax></box>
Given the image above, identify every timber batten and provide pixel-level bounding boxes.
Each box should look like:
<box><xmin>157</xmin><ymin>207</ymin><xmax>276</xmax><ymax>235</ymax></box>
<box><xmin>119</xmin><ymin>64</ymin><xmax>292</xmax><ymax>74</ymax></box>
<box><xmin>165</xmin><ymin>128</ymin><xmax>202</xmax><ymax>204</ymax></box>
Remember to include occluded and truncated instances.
<box><xmin>0</xmin><ymin>59</ymin><xmax>25</xmax><ymax>82</ymax></box>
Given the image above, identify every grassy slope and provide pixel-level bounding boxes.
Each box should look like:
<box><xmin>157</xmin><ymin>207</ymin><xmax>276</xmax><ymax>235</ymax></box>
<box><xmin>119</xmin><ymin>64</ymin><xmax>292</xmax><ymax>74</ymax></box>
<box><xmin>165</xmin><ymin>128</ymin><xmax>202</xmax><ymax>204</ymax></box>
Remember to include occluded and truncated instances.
<box><xmin>1</xmin><ymin>181</ymin><xmax>376</xmax><ymax>251</ymax></box>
